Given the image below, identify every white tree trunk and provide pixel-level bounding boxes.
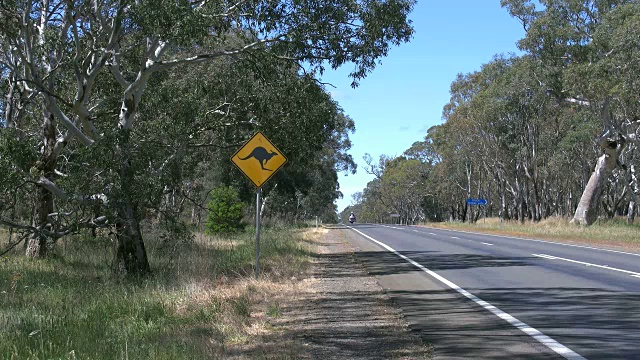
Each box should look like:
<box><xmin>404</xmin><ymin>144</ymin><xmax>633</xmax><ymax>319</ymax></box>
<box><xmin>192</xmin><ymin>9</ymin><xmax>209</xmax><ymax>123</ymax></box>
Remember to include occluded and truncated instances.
<box><xmin>572</xmin><ymin>153</ymin><xmax>617</xmax><ymax>225</ymax></box>
<box><xmin>627</xmin><ymin>165</ymin><xmax>638</xmax><ymax>224</ymax></box>
<box><xmin>572</xmin><ymin>128</ymin><xmax>635</xmax><ymax>226</ymax></box>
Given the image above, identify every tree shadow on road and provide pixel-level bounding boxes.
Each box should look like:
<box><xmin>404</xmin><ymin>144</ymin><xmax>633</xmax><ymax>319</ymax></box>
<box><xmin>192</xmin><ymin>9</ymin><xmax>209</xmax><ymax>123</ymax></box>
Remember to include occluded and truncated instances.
<box><xmin>315</xmin><ymin>250</ymin><xmax>536</xmax><ymax>278</ymax></box>
<box><xmin>309</xmin><ymin>248</ymin><xmax>640</xmax><ymax>359</ymax></box>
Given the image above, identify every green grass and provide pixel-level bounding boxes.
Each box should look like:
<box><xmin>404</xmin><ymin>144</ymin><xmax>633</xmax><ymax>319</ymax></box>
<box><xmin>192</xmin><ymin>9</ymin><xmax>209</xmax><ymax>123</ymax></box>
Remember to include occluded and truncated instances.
<box><xmin>427</xmin><ymin>216</ymin><xmax>640</xmax><ymax>248</ymax></box>
<box><xmin>0</xmin><ymin>226</ymin><xmax>312</xmax><ymax>359</ymax></box>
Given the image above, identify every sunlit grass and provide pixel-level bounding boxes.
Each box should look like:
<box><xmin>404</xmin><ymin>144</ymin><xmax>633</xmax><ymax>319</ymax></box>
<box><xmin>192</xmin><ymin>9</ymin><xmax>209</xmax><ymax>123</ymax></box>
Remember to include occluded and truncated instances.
<box><xmin>427</xmin><ymin>216</ymin><xmax>640</xmax><ymax>249</ymax></box>
<box><xmin>0</xmin><ymin>226</ymin><xmax>314</xmax><ymax>359</ymax></box>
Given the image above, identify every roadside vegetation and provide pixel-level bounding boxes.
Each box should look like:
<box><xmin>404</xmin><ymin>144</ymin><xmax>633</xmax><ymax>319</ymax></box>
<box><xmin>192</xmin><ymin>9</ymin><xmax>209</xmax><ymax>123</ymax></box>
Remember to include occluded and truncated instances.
<box><xmin>0</xmin><ymin>226</ymin><xmax>315</xmax><ymax>359</ymax></box>
<box><xmin>427</xmin><ymin>217</ymin><xmax>640</xmax><ymax>252</ymax></box>
<box><xmin>0</xmin><ymin>2</ymin><xmax>417</xmax><ymax>358</ymax></box>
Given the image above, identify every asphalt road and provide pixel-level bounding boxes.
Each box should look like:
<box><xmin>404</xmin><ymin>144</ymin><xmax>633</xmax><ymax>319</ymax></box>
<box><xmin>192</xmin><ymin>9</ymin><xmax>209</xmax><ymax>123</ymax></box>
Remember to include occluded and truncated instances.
<box><xmin>341</xmin><ymin>223</ymin><xmax>640</xmax><ymax>360</ymax></box>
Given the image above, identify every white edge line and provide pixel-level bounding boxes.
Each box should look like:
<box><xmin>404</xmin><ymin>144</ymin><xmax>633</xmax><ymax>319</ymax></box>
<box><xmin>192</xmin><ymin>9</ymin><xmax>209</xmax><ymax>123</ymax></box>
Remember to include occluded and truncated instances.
<box><xmin>419</xmin><ymin>226</ymin><xmax>640</xmax><ymax>257</ymax></box>
<box><xmin>348</xmin><ymin>226</ymin><xmax>586</xmax><ymax>360</ymax></box>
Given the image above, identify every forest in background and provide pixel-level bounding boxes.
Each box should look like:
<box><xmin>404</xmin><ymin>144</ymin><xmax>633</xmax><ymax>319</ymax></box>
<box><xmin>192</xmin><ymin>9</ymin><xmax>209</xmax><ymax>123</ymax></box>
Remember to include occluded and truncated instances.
<box><xmin>343</xmin><ymin>0</ymin><xmax>640</xmax><ymax>227</ymax></box>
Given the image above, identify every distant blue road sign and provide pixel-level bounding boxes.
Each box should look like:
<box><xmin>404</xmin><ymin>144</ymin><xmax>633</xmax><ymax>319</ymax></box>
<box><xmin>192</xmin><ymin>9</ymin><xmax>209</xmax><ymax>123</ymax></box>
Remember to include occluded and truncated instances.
<box><xmin>466</xmin><ymin>198</ymin><xmax>487</xmax><ymax>206</ymax></box>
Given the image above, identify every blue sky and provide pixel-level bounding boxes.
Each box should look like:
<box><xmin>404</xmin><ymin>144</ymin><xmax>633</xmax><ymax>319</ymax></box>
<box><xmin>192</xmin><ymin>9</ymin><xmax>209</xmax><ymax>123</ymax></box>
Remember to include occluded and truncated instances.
<box><xmin>320</xmin><ymin>1</ymin><xmax>527</xmax><ymax>213</ymax></box>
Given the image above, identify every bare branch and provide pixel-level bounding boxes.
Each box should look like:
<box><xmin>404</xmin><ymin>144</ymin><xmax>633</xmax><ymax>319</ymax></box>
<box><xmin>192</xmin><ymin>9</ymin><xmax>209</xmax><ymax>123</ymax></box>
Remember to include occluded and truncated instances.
<box><xmin>108</xmin><ymin>44</ymin><xmax>130</xmax><ymax>87</ymax></box>
<box><xmin>186</xmin><ymin>142</ymin><xmax>244</xmax><ymax>149</ymax></box>
<box><xmin>37</xmin><ymin>176</ymin><xmax>69</xmax><ymax>200</ymax></box>
<box><xmin>563</xmin><ymin>97</ymin><xmax>591</xmax><ymax>106</ymax></box>
<box><xmin>150</xmin><ymin>37</ymin><xmax>285</xmax><ymax>71</ymax></box>
<box><xmin>0</xmin><ymin>232</ymin><xmax>30</xmax><ymax>257</ymax></box>
<box><xmin>47</xmin><ymin>95</ymin><xmax>94</xmax><ymax>146</ymax></box>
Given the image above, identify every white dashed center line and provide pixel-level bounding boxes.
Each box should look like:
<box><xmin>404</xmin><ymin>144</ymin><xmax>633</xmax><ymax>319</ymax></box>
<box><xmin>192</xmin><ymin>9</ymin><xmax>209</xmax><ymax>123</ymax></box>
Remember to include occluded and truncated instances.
<box><xmin>481</xmin><ymin>242</ymin><xmax>494</xmax><ymax>246</ymax></box>
<box><xmin>532</xmin><ymin>253</ymin><xmax>640</xmax><ymax>278</ymax></box>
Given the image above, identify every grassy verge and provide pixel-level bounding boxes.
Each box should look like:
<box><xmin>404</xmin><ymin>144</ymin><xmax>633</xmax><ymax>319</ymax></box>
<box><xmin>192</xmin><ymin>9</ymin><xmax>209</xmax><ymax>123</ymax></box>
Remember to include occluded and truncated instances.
<box><xmin>425</xmin><ymin>217</ymin><xmax>640</xmax><ymax>252</ymax></box>
<box><xmin>0</xmin><ymin>226</ymin><xmax>316</xmax><ymax>359</ymax></box>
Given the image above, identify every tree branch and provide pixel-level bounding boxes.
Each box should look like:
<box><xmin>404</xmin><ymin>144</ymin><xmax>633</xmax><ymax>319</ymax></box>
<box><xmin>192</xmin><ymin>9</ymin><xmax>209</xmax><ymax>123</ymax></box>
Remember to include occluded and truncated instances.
<box><xmin>150</xmin><ymin>37</ymin><xmax>285</xmax><ymax>71</ymax></box>
<box><xmin>0</xmin><ymin>232</ymin><xmax>29</xmax><ymax>257</ymax></box>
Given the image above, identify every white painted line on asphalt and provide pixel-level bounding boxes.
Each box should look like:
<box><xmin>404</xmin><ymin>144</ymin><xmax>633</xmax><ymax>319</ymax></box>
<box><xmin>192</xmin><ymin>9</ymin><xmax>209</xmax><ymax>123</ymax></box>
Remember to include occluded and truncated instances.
<box><xmin>413</xmin><ymin>230</ymin><xmax>420</xmax><ymax>233</ymax></box>
<box><xmin>481</xmin><ymin>242</ymin><xmax>494</xmax><ymax>246</ymax></box>
<box><xmin>381</xmin><ymin>225</ymin><xmax>404</xmax><ymax>230</ymax></box>
<box><xmin>420</xmin><ymin>226</ymin><xmax>640</xmax><ymax>257</ymax></box>
<box><xmin>451</xmin><ymin>236</ymin><xmax>459</xmax><ymax>239</ymax></box>
<box><xmin>533</xmin><ymin>254</ymin><xmax>555</xmax><ymax>260</ymax></box>
<box><xmin>633</xmin><ymin>275</ymin><xmax>640</xmax><ymax>279</ymax></box>
<box><xmin>348</xmin><ymin>227</ymin><xmax>585</xmax><ymax>360</ymax></box>
<box><xmin>532</xmin><ymin>253</ymin><xmax>640</xmax><ymax>278</ymax></box>
<box><xmin>429</xmin><ymin>232</ymin><xmax>437</xmax><ymax>236</ymax></box>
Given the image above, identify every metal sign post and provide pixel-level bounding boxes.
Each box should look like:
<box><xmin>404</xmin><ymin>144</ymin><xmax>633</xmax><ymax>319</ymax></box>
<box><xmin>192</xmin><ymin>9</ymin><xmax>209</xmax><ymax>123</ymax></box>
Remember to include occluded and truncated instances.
<box><xmin>255</xmin><ymin>188</ymin><xmax>262</xmax><ymax>278</ymax></box>
<box><xmin>230</xmin><ymin>132</ymin><xmax>287</xmax><ymax>279</ymax></box>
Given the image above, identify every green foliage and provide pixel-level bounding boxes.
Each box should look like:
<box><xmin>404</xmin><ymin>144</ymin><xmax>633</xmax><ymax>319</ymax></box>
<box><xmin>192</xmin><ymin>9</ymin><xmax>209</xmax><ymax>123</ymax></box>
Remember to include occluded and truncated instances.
<box><xmin>267</xmin><ymin>302</ymin><xmax>282</xmax><ymax>318</ymax></box>
<box><xmin>206</xmin><ymin>186</ymin><xmax>246</xmax><ymax>234</ymax></box>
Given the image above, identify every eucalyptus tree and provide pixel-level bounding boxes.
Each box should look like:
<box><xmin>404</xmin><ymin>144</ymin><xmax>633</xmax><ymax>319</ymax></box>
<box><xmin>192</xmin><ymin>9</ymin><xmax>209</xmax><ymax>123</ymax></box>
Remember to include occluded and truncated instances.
<box><xmin>439</xmin><ymin>68</ymin><xmax>492</xmax><ymax>222</ymax></box>
<box><xmin>1</xmin><ymin>0</ymin><xmax>415</xmax><ymax>274</ymax></box>
<box><xmin>151</xmin><ymin>68</ymin><xmax>358</xmax><ymax>230</ymax></box>
<box><xmin>379</xmin><ymin>157</ymin><xmax>430</xmax><ymax>224</ymax></box>
<box><xmin>502</xmin><ymin>0</ymin><xmax>640</xmax><ymax>225</ymax></box>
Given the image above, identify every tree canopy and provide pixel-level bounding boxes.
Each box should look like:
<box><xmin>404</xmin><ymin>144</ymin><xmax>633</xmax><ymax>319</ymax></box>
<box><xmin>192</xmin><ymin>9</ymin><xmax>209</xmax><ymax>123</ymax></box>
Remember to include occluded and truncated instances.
<box><xmin>0</xmin><ymin>0</ymin><xmax>415</xmax><ymax>274</ymax></box>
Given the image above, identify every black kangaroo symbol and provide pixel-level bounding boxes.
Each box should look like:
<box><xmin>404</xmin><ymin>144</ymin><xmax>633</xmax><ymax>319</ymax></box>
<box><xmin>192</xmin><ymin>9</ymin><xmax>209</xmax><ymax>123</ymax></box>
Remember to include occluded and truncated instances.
<box><xmin>239</xmin><ymin>147</ymin><xmax>279</xmax><ymax>171</ymax></box>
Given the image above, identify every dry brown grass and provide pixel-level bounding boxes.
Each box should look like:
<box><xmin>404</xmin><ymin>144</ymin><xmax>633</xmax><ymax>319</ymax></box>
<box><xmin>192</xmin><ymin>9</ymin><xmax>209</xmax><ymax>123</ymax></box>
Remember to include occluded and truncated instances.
<box><xmin>426</xmin><ymin>216</ymin><xmax>640</xmax><ymax>252</ymax></box>
<box><xmin>1</xmin><ymin>226</ymin><xmax>319</xmax><ymax>359</ymax></box>
<box><xmin>212</xmin><ymin>228</ymin><xmax>325</xmax><ymax>359</ymax></box>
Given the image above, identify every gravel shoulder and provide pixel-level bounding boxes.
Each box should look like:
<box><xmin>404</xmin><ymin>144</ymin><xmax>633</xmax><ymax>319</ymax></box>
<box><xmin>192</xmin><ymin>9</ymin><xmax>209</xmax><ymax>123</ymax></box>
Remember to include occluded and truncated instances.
<box><xmin>270</xmin><ymin>227</ymin><xmax>432</xmax><ymax>359</ymax></box>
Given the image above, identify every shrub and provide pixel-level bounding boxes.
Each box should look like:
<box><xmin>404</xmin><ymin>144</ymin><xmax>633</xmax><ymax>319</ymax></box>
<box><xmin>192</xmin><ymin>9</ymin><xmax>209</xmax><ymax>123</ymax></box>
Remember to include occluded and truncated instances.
<box><xmin>205</xmin><ymin>186</ymin><xmax>245</xmax><ymax>234</ymax></box>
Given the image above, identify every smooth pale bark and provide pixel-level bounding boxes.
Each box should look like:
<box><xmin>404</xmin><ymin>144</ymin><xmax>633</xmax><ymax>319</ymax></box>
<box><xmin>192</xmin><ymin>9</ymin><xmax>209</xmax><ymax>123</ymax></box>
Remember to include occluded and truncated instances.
<box><xmin>572</xmin><ymin>138</ymin><xmax>621</xmax><ymax>225</ymax></box>
<box><xmin>627</xmin><ymin>165</ymin><xmax>638</xmax><ymax>224</ymax></box>
<box><xmin>572</xmin><ymin>154</ymin><xmax>610</xmax><ymax>225</ymax></box>
<box><xmin>26</xmin><ymin>109</ymin><xmax>56</xmax><ymax>258</ymax></box>
<box><xmin>515</xmin><ymin>162</ymin><xmax>525</xmax><ymax>224</ymax></box>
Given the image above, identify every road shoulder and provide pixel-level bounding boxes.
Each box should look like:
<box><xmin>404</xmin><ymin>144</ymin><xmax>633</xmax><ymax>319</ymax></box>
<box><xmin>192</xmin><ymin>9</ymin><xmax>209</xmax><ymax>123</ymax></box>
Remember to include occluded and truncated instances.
<box><xmin>271</xmin><ymin>227</ymin><xmax>433</xmax><ymax>359</ymax></box>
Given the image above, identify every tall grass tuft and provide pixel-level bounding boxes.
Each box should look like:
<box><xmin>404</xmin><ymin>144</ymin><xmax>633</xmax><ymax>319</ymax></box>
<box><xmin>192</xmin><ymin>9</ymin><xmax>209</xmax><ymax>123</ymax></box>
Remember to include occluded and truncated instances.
<box><xmin>0</xmin><ymin>226</ymin><xmax>313</xmax><ymax>359</ymax></box>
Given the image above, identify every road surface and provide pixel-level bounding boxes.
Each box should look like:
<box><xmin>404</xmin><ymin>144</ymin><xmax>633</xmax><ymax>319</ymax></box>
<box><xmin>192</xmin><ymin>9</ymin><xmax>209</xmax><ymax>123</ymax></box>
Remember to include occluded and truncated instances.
<box><xmin>341</xmin><ymin>224</ymin><xmax>640</xmax><ymax>359</ymax></box>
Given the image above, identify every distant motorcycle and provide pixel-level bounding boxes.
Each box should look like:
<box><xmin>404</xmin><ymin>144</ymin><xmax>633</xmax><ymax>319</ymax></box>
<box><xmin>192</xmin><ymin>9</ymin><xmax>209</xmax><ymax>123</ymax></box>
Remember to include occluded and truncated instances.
<box><xmin>349</xmin><ymin>214</ymin><xmax>356</xmax><ymax>224</ymax></box>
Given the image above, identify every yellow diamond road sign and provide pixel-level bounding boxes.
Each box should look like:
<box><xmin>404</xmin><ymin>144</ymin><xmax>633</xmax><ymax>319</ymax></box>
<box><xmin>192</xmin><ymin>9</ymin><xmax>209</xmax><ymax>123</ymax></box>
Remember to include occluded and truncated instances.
<box><xmin>231</xmin><ymin>132</ymin><xmax>287</xmax><ymax>188</ymax></box>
